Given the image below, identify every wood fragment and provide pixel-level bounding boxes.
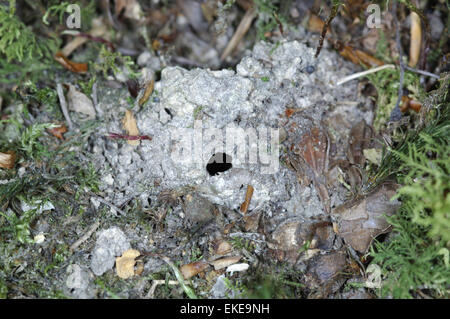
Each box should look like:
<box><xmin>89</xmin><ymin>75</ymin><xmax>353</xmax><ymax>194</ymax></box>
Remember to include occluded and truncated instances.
<box><xmin>54</xmin><ymin>52</ymin><xmax>88</xmax><ymax>74</ymax></box>
<box><xmin>240</xmin><ymin>185</ymin><xmax>254</xmax><ymax>214</ymax></box>
<box><xmin>0</xmin><ymin>151</ymin><xmax>16</xmax><ymax>169</ymax></box>
<box><xmin>138</xmin><ymin>79</ymin><xmax>154</xmax><ymax>107</ymax></box>
<box><xmin>220</xmin><ymin>6</ymin><xmax>257</xmax><ymax>61</ymax></box>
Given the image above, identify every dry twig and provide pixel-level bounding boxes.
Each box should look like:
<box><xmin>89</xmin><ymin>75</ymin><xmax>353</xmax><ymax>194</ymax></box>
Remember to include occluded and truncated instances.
<box><xmin>220</xmin><ymin>6</ymin><xmax>257</xmax><ymax>61</ymax></box>
<box><xmin>69</xmin><ymin>220</ymin><xmax>100</xmax><ymax>252</ymax></box>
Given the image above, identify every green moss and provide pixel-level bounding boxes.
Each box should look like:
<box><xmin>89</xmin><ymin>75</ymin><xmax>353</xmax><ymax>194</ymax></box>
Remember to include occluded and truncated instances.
<box><xmin>94</xmin><ymin>45</ymin><xmax>140</xmax><ymax>79</ymax></box>
<box><xmin>0</xmin><ymin>1</ymin><xmax>60</xmax><ymax>84</ymax></box>
<box><xmin>369</xmin><ymin>76</ymin><xmax>450</xmax><ymax>299</ymax></box>
<box><xmin>366</xmin><ymin>68</ymin><xmax>421</xmax><ymax>131</ymax></box>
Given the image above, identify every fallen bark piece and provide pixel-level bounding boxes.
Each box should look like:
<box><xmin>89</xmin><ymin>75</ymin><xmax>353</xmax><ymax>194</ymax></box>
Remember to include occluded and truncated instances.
<box><xmin>239</xmin><ymin>184</ymin><xmax>254</xmax><ymax>214</ymax></box>
<box><xmin>67</xmin><ymin>84</ymin><xmax>96</xmax><ymax>119</ymax></box>
<box><xmin>409</xmin><ymin>12</ymin><xmax>422</xmax><ymax>67</ymax></box>
<box><xmin>0</xmin><ymin>151</ymin><xmax>16</xmax><ymax>169</ymax></box>
<box><xmin>115</xmin><ymin>249</ymin><xmax>140</xmax><ymax>279</ymax></box>
<box><xmin>331</xmin><ymin>183</ymin><xmax>401</xmax><ymax>253</ymax></box>
<box><xmin>180</xmin><ymin>261</ymin><xmax>209</xmax><ymax>279</ymax></box>
<box><xmin>210</xmin><ymin>256</ymin><xmax>241</xmax><ymax>270</ymax></box>
<box><xmin>121</xmin><ymin>109</ymin><xmax>140</xmax><ymax>146</ymax></box>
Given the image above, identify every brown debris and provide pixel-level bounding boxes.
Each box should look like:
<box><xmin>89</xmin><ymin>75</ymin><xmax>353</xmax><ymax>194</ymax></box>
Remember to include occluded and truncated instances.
<box><xmin>0</xmin><ymin>151</ymin><xmax>16</xmax><ymax>169</ymax></box>
<box><xmin>243</xmin><ymin>211</ymin><xmax>261</xmax><ymax>232</ymax></box>
<box><xmin>294</xmin><ymin>126</ymin><xmax>331</xmax><ymax>213</ymax></box>
<box><xmin>180</xmin><ymin>261</ymin><xmax>209</xmax><ymax>279</ymax></box>
<box><xmin>138</xmin><ymin>79</ymin><xmax>154</xmax><ymax>107</ymax></box>
<box><xmin>347</xmin><ymin>120</ymin><xmax>372</xmax><ymax>166</ymax></box>
<box><xmin>331</xmin><ymin>183</ymin><xmax>401</xmax><ymax>253</ymax></box>
<box><xmin>214</xmin><ymin>240</ymin><xmax>233</xmax><ymax>255</ymax></box>
<box><xmin>54</xmin><ymin>52</ymin><xmax>88</xmax><ymax>74</ymax></box>
<box><xmin>239</xmin><ymin>185</ymin><xmax>254</xmax><ymax>214</ymax></box>
<box><xmin>47</xmin><ymin>124</ymin><xmax>68</xmax><ymax>140</ymax></box>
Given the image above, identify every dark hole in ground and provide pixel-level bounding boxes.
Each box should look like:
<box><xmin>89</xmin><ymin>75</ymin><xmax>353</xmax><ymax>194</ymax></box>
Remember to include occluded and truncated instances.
<box><xmin>206</xmin><ymin>152</ymin><xmax>232</xmax><ymax>176</ymax></box>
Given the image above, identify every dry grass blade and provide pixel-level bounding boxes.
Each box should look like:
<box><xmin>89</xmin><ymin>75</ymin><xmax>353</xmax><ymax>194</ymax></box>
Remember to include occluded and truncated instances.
<box><xmin>220</xmin><ymin>6</ymin><xmax>257</xmax><ymax>61</ymax></box>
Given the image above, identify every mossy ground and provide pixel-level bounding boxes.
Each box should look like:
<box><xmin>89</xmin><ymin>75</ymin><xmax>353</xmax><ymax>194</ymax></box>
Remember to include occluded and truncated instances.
<box><xmin>0</xmin><ymin>0</ymin><xmax>449</xmax><ymax>299</ymax></box>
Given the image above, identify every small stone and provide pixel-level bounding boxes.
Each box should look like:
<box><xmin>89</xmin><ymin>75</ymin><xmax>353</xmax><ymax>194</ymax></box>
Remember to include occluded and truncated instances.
<box><xmin>305</xmin><ymin>65</ymin><xmax>315</xmax><ymax>74</ymax></box>
<box><xmin>90</xmin><ymin>227</ymin><xmax>131</xmax><ymax>276</ymax></box>
<box><xmin>137</xmin><ymin>51</ymin><xmax>152</xmax><ymax>66</ymax></box>
<box><xmin>66</xmin><ymin>264</ymin><xmax>90</xmax><ymax>290</ymax></box>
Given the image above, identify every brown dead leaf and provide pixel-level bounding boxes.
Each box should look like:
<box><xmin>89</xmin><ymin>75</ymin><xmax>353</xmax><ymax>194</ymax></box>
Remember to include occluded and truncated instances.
<box><xmin>304</xmin><ymin>250</ymin><xmax>347</xmax><ymax>297</ymax></box>
<box><xmin>331</xmin><ymin>183</ymin><xmax>400</xmax><ymax>253</ymax></box>
<box><xmin>115</xmin><ymin>249</ymin><xmax>140</xmax><ymax>279</ymax></box>
<box><xmin>409</xmin><ymin>12</ymin><xmax>422</xmax><ymax>67</ymax></box>
<box><xmin>180</xmin><ymin>261</ymin><xmax>209</xmax><ymax>279</ymax></box>
<box><xmin>122</xmin><ymin>109</ymin><xmax>140</xmax><ymax>146</ymax></box>
<box><xmin>214</xmin><ymin>241</ymin><xmax>233</xmax><ymax>255</ymax></box>
<box><xmin>295</xmin><ymin>126</ymin><xmax>331</xmax><ymax>213</ymax></box>
<box><xmin>0</xmin><ymin>151</ymin><xmax>16</xmax><ymax>169</ymax></box>
<box><xmin>243</xmin><ymin>211</ymin><xmax>261</xmax><ymax>232</ymax></box>
<box><xmin>54</xmin><ymin>52</ymin><xmax>88</xmax><ymax>74</ymax></box>
<box><xmin>347</xmin><ymin>120</ymin><xmax>372</xmax><ymax>166</ymax></box>
<box><xmin>47</xmin><ymin>124</ymin><xmax>68</xmax><ymax>140</ymax></box>
<box><xmin>210</xmin><ymin>256</ymin><xmax>241</xmax><ymax>270</ymax></box>
<box><xmin>138</xmin><ymin>79</ymin><xmax>154</xmax><ymax>107</ymax></box>
<box><xmin>268</xmin><ymin>218</ymin><xmax>315</xmax><ymax>252</ymax></box>
<box><xmin>335</xmin><ymin>42</ymin><xmax>384</xmax><ymax>68</ymax></box>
